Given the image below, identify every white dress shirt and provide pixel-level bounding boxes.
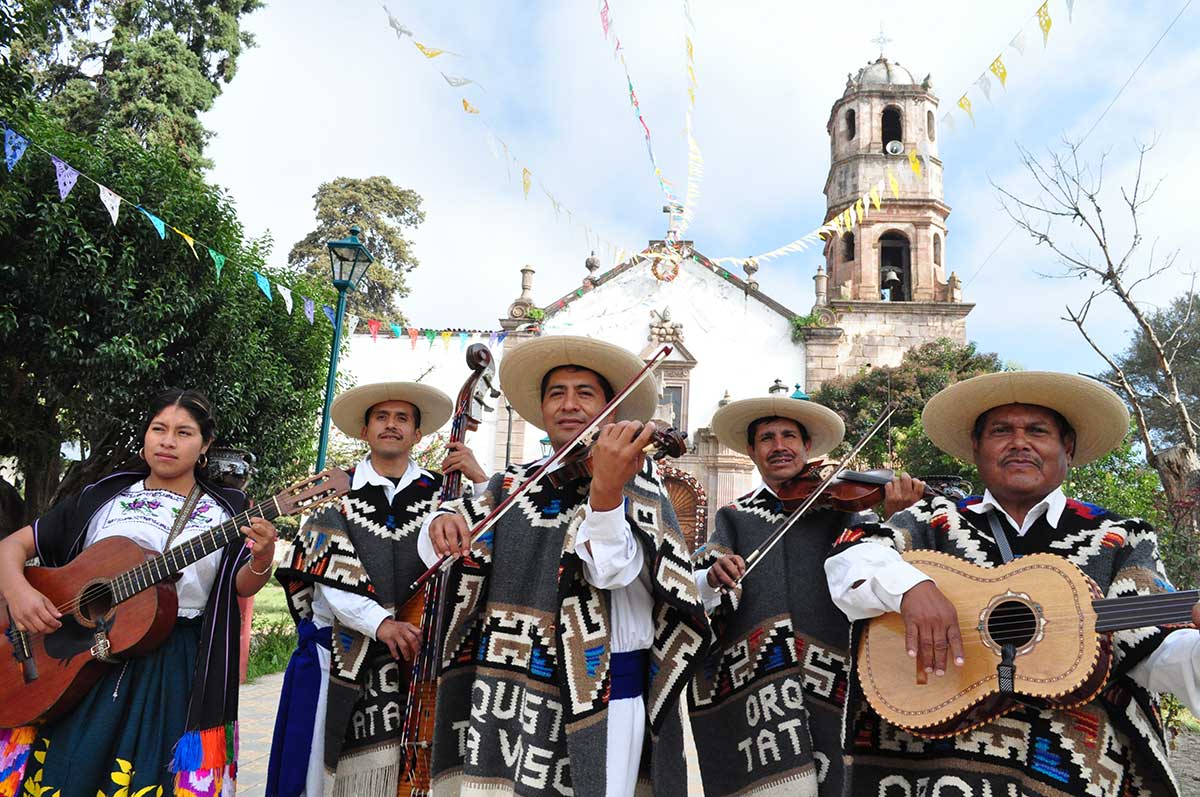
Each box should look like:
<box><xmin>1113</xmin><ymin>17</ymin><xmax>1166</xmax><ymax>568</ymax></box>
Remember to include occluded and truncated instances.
<box><xmin>823</xmin><ymin>486</ymin><xmax>1200</xmax><ymax>715</ymax></box>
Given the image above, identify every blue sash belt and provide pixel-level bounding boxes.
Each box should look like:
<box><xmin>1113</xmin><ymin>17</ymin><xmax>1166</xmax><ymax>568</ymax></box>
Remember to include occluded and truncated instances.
<box><xmin>610</xmin><ymin>649</ymin><xmax>649</xmax><ymax>701</ymax></box>
<box><xmin>266</xmin><ymin>619</ymin><xmax>332</xmax><ymax>797</ymax></box>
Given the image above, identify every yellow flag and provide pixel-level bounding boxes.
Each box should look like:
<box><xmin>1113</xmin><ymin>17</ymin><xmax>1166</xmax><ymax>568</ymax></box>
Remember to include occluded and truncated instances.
<box><xmin>844</xmin><ymin>208</ymin><xmax>855</xmax><ymax>229</ymax></box>
<box><xmin>989</xmin><ymin>55</ymin><xmax>1008</xmax><ymax>88</ymax></box>
<box><xmin>415</xmin><ymin>42</ymin><xmax>446</xmax><ymax>58</ymax></box>
<box><xmin>958</xmin><ymin>94</ymin><xmax>975</xmax><ymax>126</ymax></box>
<box><xmin>831</xmin><ymin>214</ymin><xmax>843</xmax><ymax>234</ymax></box>
<box><xmin>856</xmin><ymin>197</ymin><xmax>867</xmax><ymax>221</ymax></box>
<box><xmin>462</xmin><ymin>98</ymin><xmax>479</xmax><ymax>114</ymax></box>
<box><xmin>869</xmin><ymin>185</ymin><xmax>882</xmax><ymax>210</ymax></box>
<box><xmin>688</xmin><ymin>65</ymin><xmax>697</xmax><ymax>87</ymax></box>
<box><xmin>908</xmin><ymin>148</ymin><xmax>923</xmax><ymax>178</ymax></box>
<box><xmin>522</xmin><ymin>168</ymin><xmax>532</xmax><ymax>199</ymax></box>
<box><xmin>441</xmin><ymin>330</ymin><xmax>452</xmax><ymax>350</ymax></box>
<box><xmin>688</xmin><ymin>87</ymin><xmax>695</xmax><ymax>107</ymax></box>
<box><xmin>886</xmin><ymin>169</ymin><xmax>900</xmax><ymax>199</ymax></box>
<box><xmin>686</xmin><ymin>36</ymin><xmax>694</xmax><ymax>62</ymax></box>
<box><xmin>1037</xmin><ymin>2</ymin><xmax>1051</xmax><ymax>46</ymax></box>
<box><xmin>173</xmin><ymin>227</ymin><xmax>198</xmax><ymax>259</ymax></box>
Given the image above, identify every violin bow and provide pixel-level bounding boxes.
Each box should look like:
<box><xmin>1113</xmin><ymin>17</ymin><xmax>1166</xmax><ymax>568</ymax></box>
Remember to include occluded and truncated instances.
<box><xmin>403</xmin><ymin>344</ymin><xmax>673</xmax><ymax>599</ymax></box>
<box><xmin>734</xmin><ymin>403</ymin><xmax>897</xmax><ymax>586</ymax></box>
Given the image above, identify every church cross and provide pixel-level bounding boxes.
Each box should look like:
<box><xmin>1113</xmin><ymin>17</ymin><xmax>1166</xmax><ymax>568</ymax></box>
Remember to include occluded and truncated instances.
<box><xmin>872</xmin><ymin>24</ymin><xmax>891</xmax><ymax>58</ymax></box>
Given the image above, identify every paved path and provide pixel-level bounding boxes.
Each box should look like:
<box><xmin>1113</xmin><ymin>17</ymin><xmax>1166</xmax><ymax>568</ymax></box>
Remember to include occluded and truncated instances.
<box><xmin>238</xmin><ymin>672</ymin><xmax>285</xmax><ymax>797</ymax></box>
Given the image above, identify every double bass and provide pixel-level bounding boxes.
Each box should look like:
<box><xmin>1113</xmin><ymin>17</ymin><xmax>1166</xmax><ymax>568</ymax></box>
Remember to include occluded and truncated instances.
<box><xmin>397</xmin><ymin>344</ymin><xmax>499</xmax><ymax>795</ymax></box>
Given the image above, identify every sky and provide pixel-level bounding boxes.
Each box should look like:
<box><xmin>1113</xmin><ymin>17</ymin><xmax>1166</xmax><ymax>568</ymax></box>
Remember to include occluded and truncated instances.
<box><xmin>202</xmin><ymin>0</ymin><xmax>1199</xmax><ymax>376</ymax></box>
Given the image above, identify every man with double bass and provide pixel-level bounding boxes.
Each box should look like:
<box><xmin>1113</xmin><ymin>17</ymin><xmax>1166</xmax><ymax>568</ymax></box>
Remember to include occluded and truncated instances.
<box><xmin>420</xmin><ymin>335</ymin><xmax>710</xmax><ymax>796</ymax></box>
<box><xmin>689</xmin><ymin>393</ymin><xmax>924</xmax><ymax>796</ymax></box>
<box><xmin>826</xmin><ymin>371</ymin><xmax>1200</xmax><ymax>796</ymax></box>
<box><xmin>265</xmin><ymin>381</ymin><xmax>487</xmax><ymax>797</ymax></box>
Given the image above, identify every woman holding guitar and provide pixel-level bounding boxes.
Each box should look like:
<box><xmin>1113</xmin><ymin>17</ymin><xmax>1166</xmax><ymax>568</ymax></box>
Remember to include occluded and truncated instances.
<box><xmin>0</xmin><ymin>388</ymin><xmax>280</xmax><ymax>797</ymax></box>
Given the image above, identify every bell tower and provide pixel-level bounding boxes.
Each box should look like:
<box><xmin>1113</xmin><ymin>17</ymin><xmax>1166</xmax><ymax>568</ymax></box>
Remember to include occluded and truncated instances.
<box><xmin>802</xmin><ymin>51</ymin><xmax>973</xmax><ymax>391</ymax></box>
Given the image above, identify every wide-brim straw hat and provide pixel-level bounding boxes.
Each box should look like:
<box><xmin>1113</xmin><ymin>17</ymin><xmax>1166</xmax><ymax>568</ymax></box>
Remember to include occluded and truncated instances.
<box><xmin>921</xmin><ymin>371</ymin><xmax>1129</xmax><ymax>467</ymax></box>
<box><xmin>498</xmin><ymin>335</ymin><xmax>659</xmax><ymax>431</ymax></box>
<box><xmin>330</xmin><ymin>382</ymin><xmax>453</xmax><ymax>439</ymax></box>
<box><xmin>711</xmin><ymin>396</ymin><xmax>846</xmax><ymax>459</ymax></box>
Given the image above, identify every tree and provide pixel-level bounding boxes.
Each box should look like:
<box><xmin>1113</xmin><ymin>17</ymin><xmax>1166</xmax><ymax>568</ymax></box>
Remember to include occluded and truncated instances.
<box><xmin>8</xmin><ymin>0</ymin><xmax>262</xmax><ymax>166</ymax></box>
<box><xmin>995</xmin><ymin>140</ymin><xmax>1199</xmax><ymax>535</ymax></box>
<box><xmin>1106</xmin><ymin>294</ymin><xmax>1200</xmax><ymax>449</ymax></box>
<box><xmin>288</xmin><ymin>176</ymin><xmax>425</xmax><ymax>323</ymax></box>
<box><xmin>812</xmin><ymin>338</ymin><xmax>1004</xmax><ymax>475</ymax></box>
<box><xmin>0</xmin><ymin>104</ymin><xmax>334</xmax><ymax>521</ymax></box>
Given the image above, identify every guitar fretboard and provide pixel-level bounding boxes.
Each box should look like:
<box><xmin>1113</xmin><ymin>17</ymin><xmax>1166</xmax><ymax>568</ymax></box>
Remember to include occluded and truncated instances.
<box><xmin>1093</xmin><ymin>589</ymin><xmax>1200</xmax><ymax>632</ymax></box>
<box><xmin>108</xmin><ymin>500</ymin><xmax>281</xmax><ymax>603</ymax></box>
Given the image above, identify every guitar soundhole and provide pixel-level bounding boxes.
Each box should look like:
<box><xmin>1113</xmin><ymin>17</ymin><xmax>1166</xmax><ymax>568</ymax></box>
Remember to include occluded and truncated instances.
<box><xmin>986</xmin><ymin>600</ymin><xmax>1038</xmax><ymax>649</ymax></box>
<box><xmin>77</xmin><ymin>581</ymin><xmax>115</xmax><ymax>624</ymax></box>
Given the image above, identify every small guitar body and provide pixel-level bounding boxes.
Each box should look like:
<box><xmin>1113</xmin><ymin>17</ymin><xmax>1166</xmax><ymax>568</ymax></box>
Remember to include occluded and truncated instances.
<box><xmin>858</xmin><ymin>551</ymin><xmax>1114</xmax><ymax>738</ymax></box>
<box><xmin>0</xmin><ymin>537</ymin><xmax>178</xmax><ymax>728</ymax></box>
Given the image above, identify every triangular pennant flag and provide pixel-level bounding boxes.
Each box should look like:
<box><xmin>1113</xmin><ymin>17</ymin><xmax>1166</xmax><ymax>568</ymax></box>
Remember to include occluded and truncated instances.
<box><xmin>1066</xmin><ymin>0</ymin><xmax>1075</xmax><ymax>21</ymax></box>
<box><xmin>276</xmin><ymin>284</ymin><xmax>293</xmax><ymax>314</ymax></box>
<box><xmin>4</xmin><ymin>128</ymin><xmax>29</xmax><ymax>172</ymax></box>
<box><xmin>368</xmin><ymin>319</ymin><xmax>381</xmax><ymax>341</ymax></box>
<box><xmin>989</xmin><ymin>55</ymin><xmax>1008</xmax><ymax>88</ymax></box>
<box><xmin>908</xmin><ymin>148</ymin><xmax>923</xmax><ymax>178</ymax></box>
<box><xmin>521</xmin><ymin>168</ymin><xmax>532</xmax><ymax>198</ymax></box>
<box><xmin>831</xmin><ymin>214</ymin><xmax>843</xmax><ymax>234</ymax></box>
<box><xmin>440</xmin><ymin>330</ymin><xmax>452</xmax><ymax>350</ymax></box>
<box><xmin>390</xmin><ymin>322</ymin><xmax>403</xmax><ymax>338</ymax></box>
<box><xmin>442</xmin><ymin>73</ymin><xmax>478</xmax><ymax>89</ymax></box>
<box><xmin>409</xmin><ymin>327</ymin><xmax>420</xmax><ymax>349</ymax></box>
<box><xmin>172</xmin><ymin>227</ymin><xmax>198</xmax><ymax>259</ymax></box>
<box><xmin>497</xmin><ymin>331</ymin><xmax>508</xmax><ymax>347</ymax></box>
<box><xmin>886</xmin><ymin>169</ymin><xmax>901</xmax><ymax>199</ymax></box>
<box><xmin>855</xmin><ymin>198</ymin><xmax>867</xmax><ymax>222</ymax></box>
<box><xmin>846</xmin><ymin>206</ymin><xmax>856</xmax><ymax>228</ymax></box>
<box><xmin>958</xmin><ymin>94</ymin><xmax>975</xmax><ymax>126</ymax></box>
<box><xmin>489</xmin><ymin>332</ymin><xmax>499</xmax><ymax>349</ymax></box>
<box><xmin>323</xmin><ymin>305</ymin><xmax>337</xmax><ymax>326</ymax></box>
<box><xmin>304</xmin><ymin>297</ymin><xmax>315</xmax><ymax>324</ymax></box>
<box><xmin>208</xmin><ymin>248</ymin><xmax>226</xmax><ymax>281</ymax></box>
<box><xmin>98</xmin><ymin>184</ymin><xmax>121</xmax><ymax>225</ymax></box>
<box><xmin>869</xmin><ymin>185</ymin><xmax>882</xmax><ymax>210</ymax></box>
<box><xmin>600</xmin><ymin>0</ymin><xmax>611</xmax><ymax>36</ymax></box>
<box><xmin>137</xmin><ymin>206</ymin><xmax>166</xmax><ymax>239</ymax></box>
<box><xmin>941</xmin><ymin>112</ymin><xmax>957</xmax><ymax>134</ymax></box>
<box><xmin>1010</xmin><ymin>28</ymin><xmax>1028</xmax><ymax>55</ymax></box>
<box><xmin>458</xmin><ymin>331</ymin><xmax>469</xmax><ymax>349</ymax></box>
<box><xmin>975</xmin><ymin>74</ymin><xmax>992</xmax><ymax>102</ymax></box>
<box><xmin>383</xmin><ymin>5</ymin><xmax>412</xmax><ymax>38</ymax></box>
<box><xmin>253</xmin><ymin>271</ymin><xmax>273</xmax><ymax>301</ymax></box>
<box><xmin>462</xmin><ymin>98</ymin><xmax>480</xmax><ymax>114</ymax></box>
<box><xmin>414</xmin><ymin>42</ymin><xmax>447</xmax><ymax>58</ymax></box>
<box><xmin>347</xmin><ymin>315</ymin><xmax>360</xmax><ymax>336</ymax></box>
<box><xmin>51</xmin><ymin>157</ymin><xmax>79</xmax><ymax>200</ymax></box>
<box><xmin>1036</xmin><ymin>2</ymin><xmax>1052</xmax><ymax>46</ymax></box>
<box><xmin>424</xmin><ymin>329</ymin><xmax>436</xmax><ymax>348</ymax></box>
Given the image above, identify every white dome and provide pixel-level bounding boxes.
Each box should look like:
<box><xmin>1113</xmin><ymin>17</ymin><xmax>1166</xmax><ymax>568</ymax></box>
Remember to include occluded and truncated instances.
<box><xmin>855</xmin><ymin>57</ymin><xmax>917</xmax><ymax>87</ymax></box>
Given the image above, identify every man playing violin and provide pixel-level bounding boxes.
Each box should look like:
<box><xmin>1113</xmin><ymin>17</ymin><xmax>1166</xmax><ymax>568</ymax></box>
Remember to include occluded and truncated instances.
<box><xmin>689</xmin><ymin>392</ymin><xmax>925</xmax><ymax>797</ymax></box>
<box><xmin>419</xmin><ymin>335</ymin><xmax>710</xmax><ymax>796</ymax></box>
<box><xmin>265</xmin><ymin>382</ymin><xmax>487</xmax><ymax>797</ymax></box>
<box><xmin>825</xmin><ymin>371</ymin><xmax>1200</xmax><ymax>796</ymax></box>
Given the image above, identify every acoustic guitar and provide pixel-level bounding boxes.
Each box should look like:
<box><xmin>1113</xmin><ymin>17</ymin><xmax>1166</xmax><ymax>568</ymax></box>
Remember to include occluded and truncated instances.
<box><xmin>0</xmin><ymin>468</ymin><xmax>350</xmax><ymax>729</ymax></box>
<box><xmin>858</xmin><ymin>550</ymin><xmax>1197</xmax><ymax>738</ymax></box>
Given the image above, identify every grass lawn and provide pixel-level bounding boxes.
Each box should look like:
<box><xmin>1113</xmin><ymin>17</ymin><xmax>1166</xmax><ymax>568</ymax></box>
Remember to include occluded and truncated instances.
<box><xmin>246</xmin><ymin>581</ymin><xmax>296</xmax><ymax>681</ymax></box>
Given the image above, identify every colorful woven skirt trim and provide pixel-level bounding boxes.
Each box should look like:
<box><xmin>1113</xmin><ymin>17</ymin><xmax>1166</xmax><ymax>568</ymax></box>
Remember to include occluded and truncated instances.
<box><xmin>171</xmin><ymin>722</ymin><xmax>238</xmax><ymax>797</ymax></box>
<box><xmin>0</xmin><ymin>727</ymin><xmax>36</xmax><ymax>797</ymax></box>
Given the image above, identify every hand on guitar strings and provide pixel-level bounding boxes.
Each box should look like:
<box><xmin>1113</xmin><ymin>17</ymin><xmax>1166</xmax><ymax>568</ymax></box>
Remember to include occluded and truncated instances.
<box><xmin>6</xmin><ymin>584</ymin><xmax>62</xmax><ymax>635</ymax></box>
<box><xmin>899</xmin><ymin>580</ymin><xmax>966</xmax><ymax>677</ymax></box>
<box><xmin>377</xmin><ymin>618</ymin><xmax>421</xmax><ymax>661</ymax></box>
<box><xmin>707</xmin><ymin>555</ymin><xmax>747</xmax><ymax>590</ymax></box>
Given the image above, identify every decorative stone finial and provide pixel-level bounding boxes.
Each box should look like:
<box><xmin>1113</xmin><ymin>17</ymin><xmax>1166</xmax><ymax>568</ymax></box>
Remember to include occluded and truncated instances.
<box><xmin>813</xmin><ymin>263</ymin><xmax>828</xmax><ymax>307</ymax></box>
<box><xmin>768</xmin><ymin>378</ymin><xmax>788</xmax><ymax>396</ymax></box>
<box><xmin>948</xmin><ymin>271</ymin><xmax>963</xmax><ymax>303</ymax></box>
<box><xmin>648</xmin><ymin>307</ymin><xmax>684</xmax><ymax>344</ymax></box>
<box><xmin>743</xmin><ymin>258</ymin><xmax>760</xmax><ymax>292</ymax></box>
<box><xmin>718</xmin><ymin>390</ymin><xmax>732</xmax><ymax>407</ymax></box>
<box><xmin>506</xmin><ymin>265</ymin><xmax>536</xmax><ymax>320</ymax></box>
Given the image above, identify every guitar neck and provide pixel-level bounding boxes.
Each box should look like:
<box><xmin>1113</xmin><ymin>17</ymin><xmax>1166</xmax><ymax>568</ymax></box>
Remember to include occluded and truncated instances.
<box><xmin>109</xmin><ymin>501</ymin><xmax>280</xmax><ymax>603</ymax></box>
<box><xmin>1093</xmin><ymin>589</ymin><xmax>1200</xmax><ymax>632</ymax></box>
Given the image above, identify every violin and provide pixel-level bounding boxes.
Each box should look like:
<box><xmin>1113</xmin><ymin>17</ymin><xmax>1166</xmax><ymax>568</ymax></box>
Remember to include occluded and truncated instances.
<box><xmin>546</xmin><ymin>424</ymin><xmax>689</xmax><ymax>488</ymax></box>
<box><xmin>772</xmin><ymin>463</ymin><xmax>971</xmax><ymax>513</ymax></box>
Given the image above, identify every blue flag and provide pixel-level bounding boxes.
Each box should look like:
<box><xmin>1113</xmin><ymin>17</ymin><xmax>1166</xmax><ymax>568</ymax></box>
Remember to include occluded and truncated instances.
<box><xmin>253</xmin><ymin>271</ymin><xmax>272</xmax><ymax>301</ymax></box>
<box><xmin>137</xmin><ymin>206</ymin><xmax>167</xmax><ymax>239</ymax></box>
<box><xmin>4</xmin><ymin>127</ymin><xmax>29</xmax><ymax>172</ymax></box>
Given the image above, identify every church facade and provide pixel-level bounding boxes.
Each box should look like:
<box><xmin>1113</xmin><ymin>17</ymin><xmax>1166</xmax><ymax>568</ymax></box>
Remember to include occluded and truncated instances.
<box><xmin>343</xmin><ymin>55</ymin><xmax>972</xmax><ymax>545</ymax></box>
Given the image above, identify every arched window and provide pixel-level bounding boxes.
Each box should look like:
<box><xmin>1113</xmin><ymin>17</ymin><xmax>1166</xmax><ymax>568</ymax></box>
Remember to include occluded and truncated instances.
<box><xmin>927</xmin><ymin>109</ymin><xmax>936</xmax><ymax>142</ymax></box>
<box><xmin>933</xmin><ymin>234</ymin><xmax>942</xmax><ymax>266</ymax></box>
<box><xmin>881</xmin><ymin>106</ymin><xmax>903</xmax><ymax>152</ymax></box>
<box><xmin>846</xmin><ymin>108</ymin><xmax>856</xmax><ymax>140</ymax></box>
<box><xmin>843</xmin><ymin>231</ymin><xmax>855</xmax><ymax>261</ymax></box>
<box><xmin>879</xmin><ymin>231</ymin><xmax>912</xmax><ymax>302</ymax></box>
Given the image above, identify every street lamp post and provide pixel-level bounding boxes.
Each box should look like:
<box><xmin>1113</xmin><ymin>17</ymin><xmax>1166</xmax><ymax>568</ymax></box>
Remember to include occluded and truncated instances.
<box><xmin>315</xmin><ymin>226</ymin><xmax>374</xmax><ymax>471</ymax></box>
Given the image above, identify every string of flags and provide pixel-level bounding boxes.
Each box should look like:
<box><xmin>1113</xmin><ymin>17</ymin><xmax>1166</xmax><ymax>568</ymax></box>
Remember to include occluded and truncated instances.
<box><xmin>381</xmin><ymin>3</ymin><xmax>633</xmax><ymax>270</ymax></box>
<box><xmin>1</xmin><ymin>117</ymin><xmax>513</xmax><ymax>349</ymax></box>
<box><xmin>676</xmin><ymin>0</ymin><xmax>704</xmax><ymax>238</ymax></box>
<box><xmin>715</xmin><ymin>0</ymin><xmax>1078</xmax><ymax>268</ymax></box>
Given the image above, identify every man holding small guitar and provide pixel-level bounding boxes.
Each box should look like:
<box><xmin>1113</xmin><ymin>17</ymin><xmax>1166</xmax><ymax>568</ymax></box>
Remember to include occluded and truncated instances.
<box><xmin>265</xmin><ymin>382</ymin><xmax>487</xmax><ymax>797</ymax></box>
<box><xmin>826</xmin><ymin>371</ymin><xmax>1200</xmax><ymax>797</ymax></box>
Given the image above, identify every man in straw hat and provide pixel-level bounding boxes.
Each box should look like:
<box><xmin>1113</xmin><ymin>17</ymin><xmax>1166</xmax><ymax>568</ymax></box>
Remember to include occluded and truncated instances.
<box><xmin>267</xmin><ymin>381</ymin><xmax>486</xmax><ymax>796</ymax></box>
<box><xmin>689</xmin><ymin>392</ymin><xmax>925</xmax><ymax>797</ymax></box>
<box><xmin>824</xmin><ymin>371</ymin><xmax>1200</xmax><ymax>796</ymax></box>
<box><xmin>418</xmin><ymin>335</ymin><xmax>711</xmax><ymax>796</ymax></box>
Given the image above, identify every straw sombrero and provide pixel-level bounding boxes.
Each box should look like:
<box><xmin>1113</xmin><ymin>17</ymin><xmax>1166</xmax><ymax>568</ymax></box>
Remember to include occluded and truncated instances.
<box><xmin>711</xmin><ymin>396</ymin><xmax>846</xmax><ymax>459</ymax></box>
<box><xmin>330</xmin><ymin>382</ymin><xmax>453</xmax><ymax>439</ymax></box>
<box><xmin>498</xmin><ymin>336</ymin><xmax>659</xmax><ymax>431</ymax></box>
<box><xmin>921</xmin><ymin>371</ymin><xmax>1129</xmax><ymax>466</ymax></box>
